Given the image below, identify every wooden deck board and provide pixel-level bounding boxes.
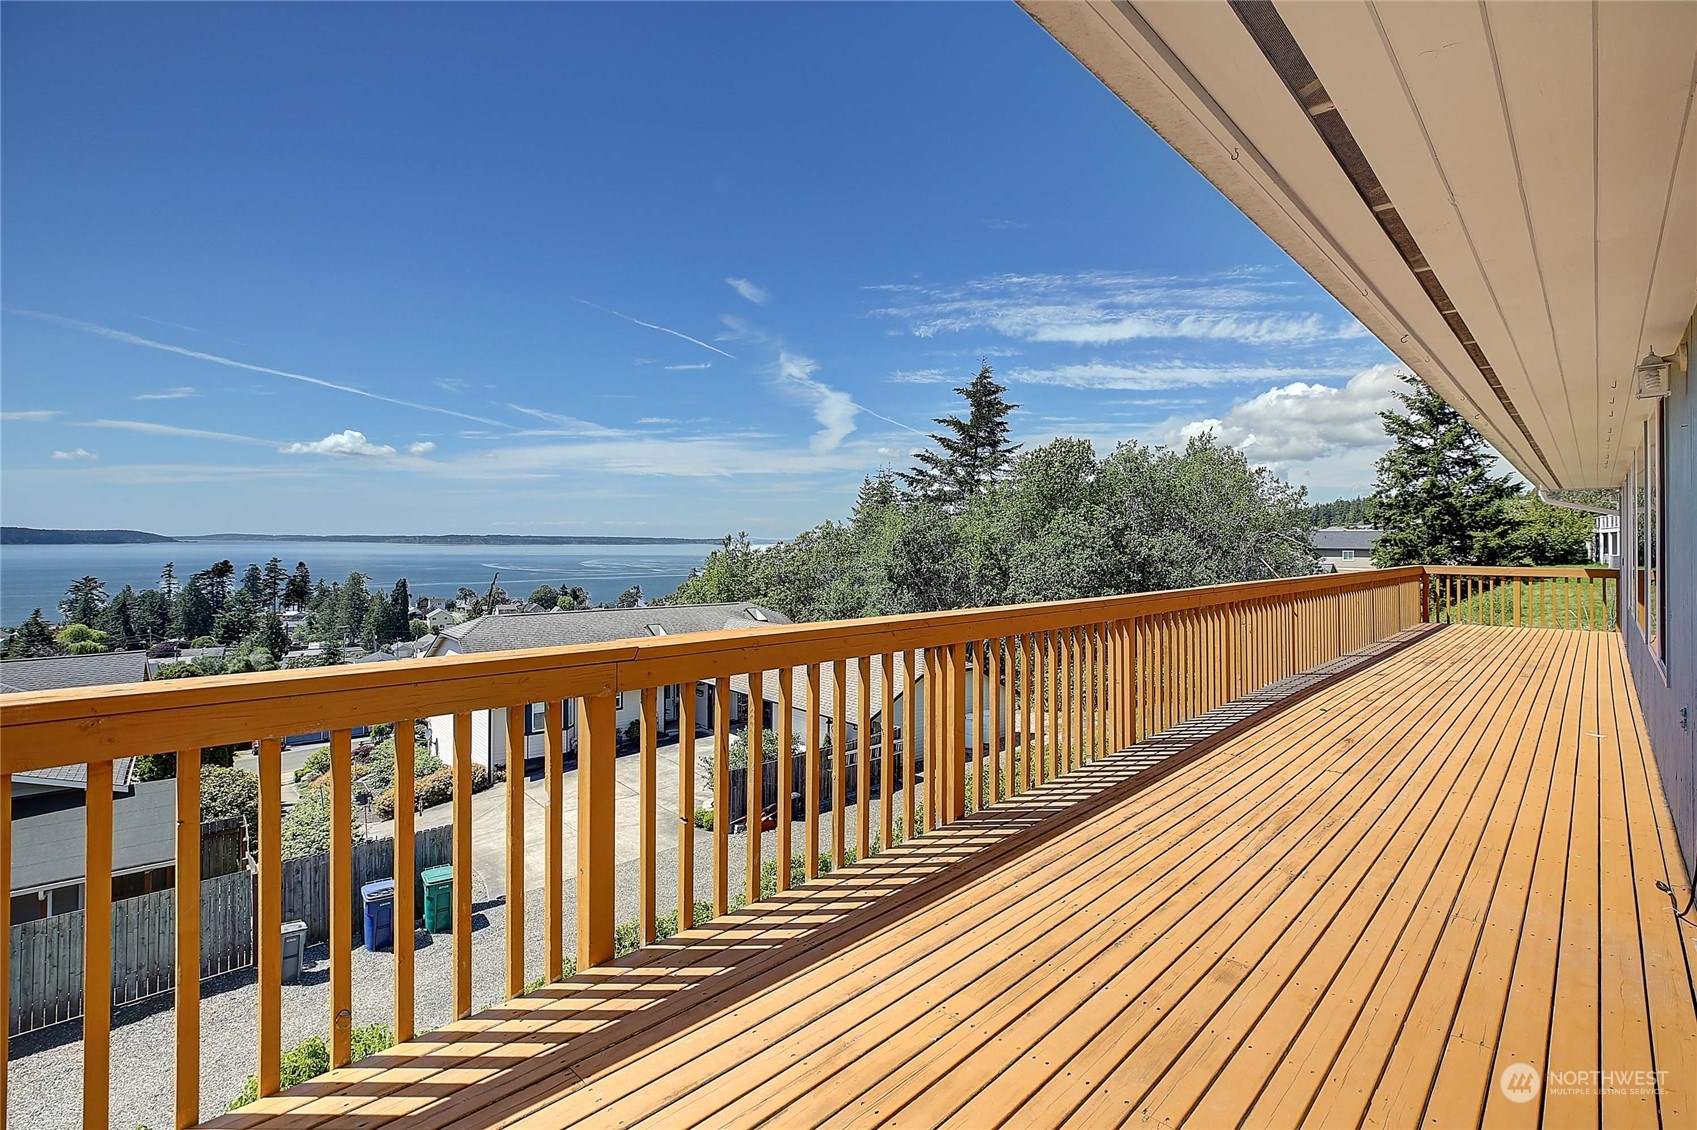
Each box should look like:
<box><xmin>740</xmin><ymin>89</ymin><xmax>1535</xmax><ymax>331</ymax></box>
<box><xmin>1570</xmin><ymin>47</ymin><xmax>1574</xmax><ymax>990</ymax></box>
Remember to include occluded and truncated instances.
<box><xmin>210</xmin><ymin>626</ymin><xmax>1697</xmax><ymax>1130</ymax></box>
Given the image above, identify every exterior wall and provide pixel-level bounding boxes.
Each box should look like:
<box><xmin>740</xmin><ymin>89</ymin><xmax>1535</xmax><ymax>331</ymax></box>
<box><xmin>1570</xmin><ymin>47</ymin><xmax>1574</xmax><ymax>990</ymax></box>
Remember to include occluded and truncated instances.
<box><xmin>1622</xmin><ymin>309</ymin><xmax>1696</xmax><ymax>879</ymax></box>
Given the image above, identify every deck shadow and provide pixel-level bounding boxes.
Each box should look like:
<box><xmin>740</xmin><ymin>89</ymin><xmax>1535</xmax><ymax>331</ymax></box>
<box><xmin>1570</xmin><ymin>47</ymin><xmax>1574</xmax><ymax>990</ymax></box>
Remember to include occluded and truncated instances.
<box><xmin>211</xmin><ymin>624</ymin><xmax>1440</xmax><ymax>1128</ymax></box>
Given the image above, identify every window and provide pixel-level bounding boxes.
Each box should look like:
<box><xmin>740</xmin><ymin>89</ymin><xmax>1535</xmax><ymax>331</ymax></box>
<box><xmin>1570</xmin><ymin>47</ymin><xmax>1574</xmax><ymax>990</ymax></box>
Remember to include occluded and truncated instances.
<box><xmin>1633</xmin><ymin>407</ymin><xmax>1665</xmax><ymax>659</ymax></box>
<box><xmin>527</xmin><ymin>702</ymin><xmax>546</xmax><ymax>734</ymax></box>
<box><xmin>1341</xmin><ymin>549</ymin><xmax>1356</xmax><ymax>561</ymax></box>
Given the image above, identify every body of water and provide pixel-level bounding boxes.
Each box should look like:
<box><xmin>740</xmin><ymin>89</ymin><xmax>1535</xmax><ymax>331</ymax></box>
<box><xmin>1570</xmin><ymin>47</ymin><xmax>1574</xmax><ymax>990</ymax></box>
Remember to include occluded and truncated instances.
<box><xmin>0</xmin><ymin>541</ymin><xmax>715</xmax><ymax>625</ymax></box>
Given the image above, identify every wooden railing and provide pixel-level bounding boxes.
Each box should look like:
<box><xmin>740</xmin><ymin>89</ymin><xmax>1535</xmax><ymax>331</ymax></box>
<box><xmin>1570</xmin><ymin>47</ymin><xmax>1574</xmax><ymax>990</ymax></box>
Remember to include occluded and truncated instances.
<box><xmin>1</xmin><ymin>566</ymin><xmax>1433</xmax><ymax>1126</ymax></box>
<box><xmin>1421</xmin><ymin>566</ymin><xmax>1619</xmax><ymax>631</ymax></box>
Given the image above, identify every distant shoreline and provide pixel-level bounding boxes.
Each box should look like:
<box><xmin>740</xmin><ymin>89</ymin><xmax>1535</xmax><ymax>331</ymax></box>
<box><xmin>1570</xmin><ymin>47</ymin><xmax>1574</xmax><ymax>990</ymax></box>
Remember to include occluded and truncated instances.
<box><xmin>1</xmin><ymin>527</ymin><xmax>727</xmax><ymax>547</ymax></box>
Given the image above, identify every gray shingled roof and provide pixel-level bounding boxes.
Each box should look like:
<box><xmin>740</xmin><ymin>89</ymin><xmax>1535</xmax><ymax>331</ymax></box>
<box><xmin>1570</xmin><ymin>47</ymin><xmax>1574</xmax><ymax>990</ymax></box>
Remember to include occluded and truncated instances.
<box><xmin>1310</xmin><ymin>527</ymin><xmax>1384</xmax><ymax>553</ymax></box>
<box><xmin>1</xmin><ymin>653</ymin><xmax>148</xmax><ymax>790</ymax></box>
<box><xmin>10</xmin><ymin>778</ymin><xmax>177</xmax><ymax>893</ymax></box>
<box><xmin>428</xmin><ymin>603</ymin><xmax>792</xmax><ymax>656</ymax></box>
<box><xmin>0</xmin><ymin>649</ymin><xmax>149</xmax><ymax>693</ymax></box>
<box><xmin>730</xmin><ymin>654</ymin><xmax>923</xmax><ymax>724</ymax></box>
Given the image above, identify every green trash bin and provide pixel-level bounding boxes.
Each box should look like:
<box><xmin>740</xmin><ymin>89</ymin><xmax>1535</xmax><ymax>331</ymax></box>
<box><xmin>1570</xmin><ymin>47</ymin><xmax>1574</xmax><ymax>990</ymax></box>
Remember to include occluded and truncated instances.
<box><xmin>421</xmin><ymin>865</ymin><xmax>454</xmax><ymax>932</ymax></box>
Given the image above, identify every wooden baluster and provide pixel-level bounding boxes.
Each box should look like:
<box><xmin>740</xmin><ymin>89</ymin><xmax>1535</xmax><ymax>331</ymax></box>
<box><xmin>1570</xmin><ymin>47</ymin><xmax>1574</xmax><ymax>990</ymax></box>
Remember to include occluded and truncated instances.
<box><xmin>1045</xmin><ymin>631</ymin><xmax>1060</xmax><ymax>781</ymax></box>
<box><xmin>256</xmin><ymin>738</ymin><xmax>282</xmax><ymax>1094</ymax></box>
<box><xmin>855</xmin><ymin>655</ymin><xmax>871</xmax><ymax>854</ymax></box>
<box><xmin>0</xmin><ymin>773</ymin><xmax>9</xmax><ymax>1125</ymax></box>
<box><xmin>805</xmin><ymin>666</ymin><xmax>822</xmax><ymax>875</ymax></box>
<box><xmin>83</xmin><ymin>759</ymin><xmax>113</xmax><ymax>1130</ymax></box>
<box><xmin>880</xmin><ymin>653</ymin><xmax>895</xmax><ymax>845</ymax></box>
<box><xmin>640</xmin><ymin>687</ymin><xmax>658</xmax><ymax>943</ymax></box>
<box><xmin>1022</xmin><ymin>634</ymin><xmax>1036</xmax><ymax>789</ymax></box>
<box><xmin>329</xmin><ymin>729</ymin><xmax>353</xmax><ymax>1066</ymax></box>
<box><xmin>578</xmin><ymin>692</ymin><xmax>617</xmax><ymax>968</ymax></box>
<box><xmin>395</xmin><ymin>723</ymin><xmax>416</xmax><ymax>1031</ymax></box>
<box><xmin>505</xmin><ymin>707</ymin><xmax>526</xmax><ymax>998</ymax></box>
<box><xmin>777</xmin><ymin>667</ymin><xmax>795</xmax><ymax>891</ymax></box>
<box><xmin>1058</xmin><ymin>627</ymin><xmax>1073</xmax><ymax>772</ymax></box>
<box><xmin>678</xmin><ymin>683</ymin><xmax>697</xmax><ymax>929</ymax></box>
<box><xmin>713</xmin><ymin>680</ymin><xmax>731</xmax><ymax>916</ymax></box>
<box><xmin>544</xmin><ymin>700</ymin><xmax>564</xmax><ymax>978</ymax></box>
<box><xmin>957</xmin><ymin>641</ymin><xmax>970</xmax><ymax>817</ymax></box>
<box><xmin>175</xmin><ymin>748</ymin><xmax>201</xmax><ymax>1128</ymax></box>
<box><xmin>747</xmin><ymin>670</ymin><xmax>765</xmax><ymax>904</ymax></box>
<box><xmin>452</xmin><ymin>712</ymin><xmax>473</xmax><ymax>1018</ymax></box>
<box><xmin>902</xmin><ymin>651</ymin><xmax>917</xmax><ymax>835</ymax></box>
<box><xmin>993</xmin><ymin>638</ymin><xmax>1006</xmax><ymax>800</ymax></box>
<box><xmin>831</xmin><ymin>659</ymin><xmax>848</xmax><ymax>866</ymax></box>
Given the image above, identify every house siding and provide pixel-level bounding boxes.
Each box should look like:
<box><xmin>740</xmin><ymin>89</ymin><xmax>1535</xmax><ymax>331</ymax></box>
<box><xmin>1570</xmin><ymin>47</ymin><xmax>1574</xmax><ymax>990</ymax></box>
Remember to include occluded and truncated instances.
<box><xmin>1622</xmin><ymin>307</ymin><xmax>1697</xmax><ymax>879</ymax></box>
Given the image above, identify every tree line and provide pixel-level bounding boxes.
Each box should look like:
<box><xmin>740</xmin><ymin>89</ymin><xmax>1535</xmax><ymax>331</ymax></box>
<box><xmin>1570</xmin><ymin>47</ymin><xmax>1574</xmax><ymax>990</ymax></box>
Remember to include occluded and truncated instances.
<box><xmin>662</xmin><ymin>363</ymin><xmax>1317</xmax><ymax>621</ymax></box>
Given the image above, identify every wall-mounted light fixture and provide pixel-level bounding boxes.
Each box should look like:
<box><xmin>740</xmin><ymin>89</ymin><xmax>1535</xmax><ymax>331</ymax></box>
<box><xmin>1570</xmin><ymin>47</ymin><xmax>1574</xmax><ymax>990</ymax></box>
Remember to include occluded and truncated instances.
<box><xmin>1633</xmin><ymin>348</ymin><xmax>1672</xmax><ymax>399</ymax></box>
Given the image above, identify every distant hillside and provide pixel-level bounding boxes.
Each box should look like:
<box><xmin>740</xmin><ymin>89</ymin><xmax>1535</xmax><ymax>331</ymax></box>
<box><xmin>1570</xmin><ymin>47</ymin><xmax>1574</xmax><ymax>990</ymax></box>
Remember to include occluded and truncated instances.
<box><xmin>1</xmin><ymin>527</ymin><xmax>179</xmax><ymax>545</ymax></box>
<box><xmin>174</xmin><ymin>533</ymin><xmax>724</xmax><ymax>545</ymax></box>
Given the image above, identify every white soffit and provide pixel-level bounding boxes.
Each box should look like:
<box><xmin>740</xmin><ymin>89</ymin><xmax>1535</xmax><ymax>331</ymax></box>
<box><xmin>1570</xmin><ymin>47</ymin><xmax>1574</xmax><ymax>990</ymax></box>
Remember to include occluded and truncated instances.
<box><xmin>1023</xmin><ymin>0</ymin><xmax>1697</xmax><ymax>489</ymax></box>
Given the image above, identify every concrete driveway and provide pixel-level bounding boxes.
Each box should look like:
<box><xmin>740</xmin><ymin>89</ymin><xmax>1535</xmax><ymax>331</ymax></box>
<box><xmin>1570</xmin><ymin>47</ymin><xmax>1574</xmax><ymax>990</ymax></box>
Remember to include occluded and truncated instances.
<box><xmin>366</xmin><ymin>733</ymin><xmax>717</xmax><ymax>899</ymax></box>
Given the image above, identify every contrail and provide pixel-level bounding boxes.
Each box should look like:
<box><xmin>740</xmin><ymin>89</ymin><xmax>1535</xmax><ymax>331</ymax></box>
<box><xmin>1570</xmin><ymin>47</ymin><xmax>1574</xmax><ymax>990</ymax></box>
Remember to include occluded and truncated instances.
<box><xmin>574</xmin><ymin>298</ymin><xmax>734</xmax><ymax>359</ymax></box>
<box><xmin>857</xmin><ymin>405</ymin><xmax>926</xmax><ymax>435</ymax></box>
<box><xmin>7</xmin><ymin>309</ymin><xmax>513</xmax><ymax>428</ymax></box>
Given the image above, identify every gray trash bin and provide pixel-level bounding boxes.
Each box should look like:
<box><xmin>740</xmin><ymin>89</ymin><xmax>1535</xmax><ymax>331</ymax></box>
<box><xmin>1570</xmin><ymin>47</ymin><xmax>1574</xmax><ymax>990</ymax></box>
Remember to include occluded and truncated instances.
<box><xmin>281</xmin><ymin>919</ymin><xmax>308</xmax><ymax>982</ymax></box>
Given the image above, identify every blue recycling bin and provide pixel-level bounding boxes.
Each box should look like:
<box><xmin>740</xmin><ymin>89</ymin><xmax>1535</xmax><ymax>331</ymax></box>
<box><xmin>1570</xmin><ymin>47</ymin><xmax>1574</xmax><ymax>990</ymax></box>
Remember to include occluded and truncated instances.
<box><xmin>361</xmin><ymin>878</ymin><xmax>396</xmax><ymax>952</ymax></box>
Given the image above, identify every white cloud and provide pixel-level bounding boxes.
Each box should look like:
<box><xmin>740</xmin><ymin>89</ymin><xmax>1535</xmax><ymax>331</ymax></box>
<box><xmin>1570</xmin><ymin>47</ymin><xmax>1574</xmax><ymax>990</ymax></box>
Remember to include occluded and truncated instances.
<box><xmin>133</xmin><ymin>386</ymin><xmax>198</xmax><ymax>400</ymax></box>
<box><xmin>281</xmin><ymin>430</ymin><xmax>398</xmax><ymax>458</ymax></box>
<box><xmin>84</xmin><ymin>418</ymin><xmax>278</xmax><ymax>446</ymax></box>
<box><xmin>638</xmin><ymin>417</ymin><xmax>681</xmax><ymax>425</ymax></box>
<box><xmin>663</xmin><ymin>362</ymin><xmax>713</xmax><ymax>371</ymax></box>
<box><xmin>1007</xmin><ymin>361</ymin><xmax>1355</xmax><ymax>390</ymax></box>
<box><xmin>887</xmin><ymin>368</ymin><xmax>955</xmax><ymax>384</ymax></box>
<box><xmin>776</xmin><ymin>352</ymin><xmax>860</xmax><ymax>453</ymax></box>
<box><xmin>870</xmin><ymin>270</ymin><xmax>1361</xmax><ymax>347</ymax></box>
<box><xmin>407</xmin><ymin>441</ymin><xmax>437</xmax><ymax>456</ymax></box>
<box><xmin>434</xmin><ymin>377</ymin><xmax>469</xmax><ymax>393</ymax></box>
<box><xmin>1164</xmin><ymin>363</ymin><xmax>1405</xmax><ymax>462</ymax></box>
<box><xmin>506</xmin><ymin>405</ymin><xmax>626</xmax><ymax>437</ymax></box>
<box><xmin>726</xmin><ymin>277</ymin><xmax>769</xmax><ymax>305</ymax></box>
<box><xmin>574</xmin><ymin>298</ymin><xmax>734</xmax><ymax>358</ymax></box>
<box><xmin>9</xmin><ymin>309</ymin><xmax>511</xmax><ymax>427</ymax></box>
<box><xmin>52</xmin><ymin>448</ymin><xmax>98</xmax><ymax>461</ymax></box>
<box><xmin>1</xmin><ymin>410</ymin><xmax>61</xmax><ymax>421</ymax></box>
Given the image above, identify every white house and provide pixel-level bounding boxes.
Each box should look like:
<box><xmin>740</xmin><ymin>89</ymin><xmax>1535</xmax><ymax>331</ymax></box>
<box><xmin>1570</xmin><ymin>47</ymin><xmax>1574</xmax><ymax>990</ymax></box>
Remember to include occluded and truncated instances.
<box><xmin>1592</xmin><ymin>512</ymin><xmax>1621</xmax><ymax>568</ymax></box>
<box><xmin>423</xmin><ymin>607</ymin><xmax>456</xmax><ymax>632</ymax></box>
<box><xmin>425</xmin><ymin>603</ymin><xmax>792</xmax><ymax>772</ymax></box>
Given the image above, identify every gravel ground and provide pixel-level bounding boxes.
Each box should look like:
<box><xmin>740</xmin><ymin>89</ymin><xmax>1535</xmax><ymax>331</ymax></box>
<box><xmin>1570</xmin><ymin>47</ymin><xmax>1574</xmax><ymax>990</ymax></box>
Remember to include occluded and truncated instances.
<box><xmin>5</xmin><ymin>790</ymin><xmax>907</xmax><ymax>1129</ymax></box>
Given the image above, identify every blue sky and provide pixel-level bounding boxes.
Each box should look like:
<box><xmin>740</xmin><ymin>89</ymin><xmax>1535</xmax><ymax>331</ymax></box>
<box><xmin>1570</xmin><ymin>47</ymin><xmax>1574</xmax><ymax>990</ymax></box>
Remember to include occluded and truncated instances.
<box><xmin>1</xmin><ymin>2</ymin><xmax>1402</xmax><ymax>538</ymax></box>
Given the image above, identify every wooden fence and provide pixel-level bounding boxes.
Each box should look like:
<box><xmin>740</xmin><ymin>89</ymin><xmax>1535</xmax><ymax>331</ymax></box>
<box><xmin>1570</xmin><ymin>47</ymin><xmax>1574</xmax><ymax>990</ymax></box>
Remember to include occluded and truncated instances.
<box><xmin>279</xmin><ymin>824</ymin><xmax>454</xmax><ymax>945</ymax></box>
<box><xmin>8</xmin><ymin>869</ymin><xmax>253</xmax><ymax>1037</ymax></box>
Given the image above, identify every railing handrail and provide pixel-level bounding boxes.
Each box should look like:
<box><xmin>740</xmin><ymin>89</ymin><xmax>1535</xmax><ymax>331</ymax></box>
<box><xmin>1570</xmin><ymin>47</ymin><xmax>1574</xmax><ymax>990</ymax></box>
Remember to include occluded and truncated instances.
<box><xmin>0</xmin><ymin>566</ymin><xmax>1426</xmax><ymax>776</ymax></box>
<box><xmin>1421</xmin><ymin>565</ymin><xmax>1616</xmax><ymax>579</ymax></box>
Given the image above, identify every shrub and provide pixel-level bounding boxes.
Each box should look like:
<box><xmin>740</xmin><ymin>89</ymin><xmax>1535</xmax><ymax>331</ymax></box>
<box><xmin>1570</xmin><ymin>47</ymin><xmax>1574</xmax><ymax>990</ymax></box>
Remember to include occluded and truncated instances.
<box><xmin>132</xmin><ymin>747</ymin><xmax>236</xmax><ymax>782</ymax></box>
<box><xmin>295</xmin><ymin>746</ymin><xmax>331</xmax><ymax>784</ymax></box>
<box><xmin>227</xmin><ymin>1024</ymin><xmax>393</xmax><ymax>1110</ymax></box>
<box><xmin>200</xmin><ymin>765</ymin><xmax>260</xmax><ymax>844</ymax></box>
<box><xmin>693</xmin><ymin>808</ymin><xmax>714</xmax><ymax>830</ymax></box>
<box><xmin>280</xmin><ymin>779</ymin><xmax>363</xmax><ymax>860</ymax></box>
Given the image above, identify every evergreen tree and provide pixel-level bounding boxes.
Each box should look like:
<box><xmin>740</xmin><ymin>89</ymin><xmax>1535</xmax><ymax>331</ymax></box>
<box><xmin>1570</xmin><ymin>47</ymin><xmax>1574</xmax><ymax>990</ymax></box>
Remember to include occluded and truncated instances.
<box><xmin>1368</xmin><ymin>376</ymin><xmax>1520</xmax><ymax>566</ymax></box>
<box><xmin>173</xmin><ymin>582</ymin><xmax>216</xmax><ymax>640</ymax></box>
<box><xmin>96</xmin><ymin>586</ymin><xmax>142</xmax><ymax>650</ymax></box>
<box><xmin>261</xmin><ymin>557</ymin><xmax>286</xmax><ymax>611</ymax></box>
<box><xmin>136</xmin><ymin>588</ymin><xmax>173</xmax><ymax>642</ymax></box>
<box><xmin>214</xmin><ymin>590</ymin><xmax>261</xmax><ymax>644</ymax></box>
<box><xmin>160</xmin><ymin>561</ymin><xmax>178</xmax><ymax>602</ymax></box>
<box><xmin>253</xmin><ymin>610</ymin><xmax>291</xmax><ymax>661</ymax></box>
<box><xmin>284</xmin><ymin>562</ymin><xmax>313</xmax><ymax>609</ymax></box>
<box><xmin>5</xmin><ymin>609</ymin><xmax>62</xmax><ymax>658</ymax></box>
<box><xmin>240</xmin><ymin>563</ymin><xmax>264</xmax><ymax>602</ymax></box>
<box><xmin>59</xmin><ymin>575</ymin><xmax>108</xmax><ymax>625</ymax></box>
<box><xmin>616</xmin><ymin>585</ymin><xmax>643</xmax><ymax>608</ymax></box>
<box><xmin>898</xmin><ymin>362</ymin><xmax>1021</xmax><ymax>508</ymax></box>
<box><xmin>207</xmin><ymin>559</ymin><xmax>237</xmax><ymax>610</ymax></box>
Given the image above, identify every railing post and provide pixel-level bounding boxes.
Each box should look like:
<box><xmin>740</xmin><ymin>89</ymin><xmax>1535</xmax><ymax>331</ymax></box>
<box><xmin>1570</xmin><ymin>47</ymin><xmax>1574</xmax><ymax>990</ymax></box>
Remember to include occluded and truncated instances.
<box><xmin>83</xmin><ymin>759</ymin><xmax>113</xmax><ymax>1130</ymax></box>
<box><xmin>256</xmin><ymin>738</ymin><xmax>282</xmax><ymax>1095</ymax></box>
<box><xmin>452</xmin><ymin>712</ymin><xmax>473</xmax><ymax>1018</ymax></box>
<box><xmin>329</xmin><ymin>729</ymin><xmax>352</xmax><ymax>1067</ymax></box>
<box><xmin>504</xmin><ymin>707</ymin><xmax>525</xmax><ymax>999</ymax></box>
<box><xmin>394</xmin><ymin>722</ymin><xmax>415</xmax><ymax>1036</ymax></box>
<box><xmin>778</xmin><ymin>668</ymin><xmax>796</xmax><ymax>890</ymax></box>
<box><xmin>544</xmin><ymin>699</ymin><xmax>564</xmax><ymax>979</ymax></box>
<box><xmin>1420</xmin><ymin>570</ymin><xmax>1430</xmax><ymax>623</ymax></box>
<box><xmin>641</xmin><ymin>686</ymin><xmax>658</xmax><ymax>942</ymax></box>
<box><xmin>1514</xmin><ymin>579</ymin><xmax>1522</xmax><ymax>627</ymax></box>
<box><xmin>678</xmin><ymin>683</ymin><xmax>697</xmax><ymax>928</ymax></box>
<box><xmin>746</xmin><ymin>670</ymin><xmax>765</xmax><ymax>903</ymax></box>
<box><xmin>174</xmin><ymin>748</ymin><xmax>201</xmax><ymax>1129</ymax></box>
<box><xmin>1</xmin><ymin>772</ymin><xmax>10</xmax><ymax>1126</ymax></box>
<box><xmin>948</xmin><ymin>642</ymin><xmax>967</xmax><ymax>822</ymax></box>
<box><xmin>577</xmin><ymin>691</ymin><xmax>618</xmax><ymax>970</ymax></box>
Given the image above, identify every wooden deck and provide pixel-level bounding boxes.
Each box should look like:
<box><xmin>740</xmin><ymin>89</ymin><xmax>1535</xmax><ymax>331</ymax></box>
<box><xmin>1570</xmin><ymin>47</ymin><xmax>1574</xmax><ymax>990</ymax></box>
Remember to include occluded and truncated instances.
<box><xmin>216</xmin><ymin>625</ymin><xmax>1697</xmax><ymax>1129</ymax></box>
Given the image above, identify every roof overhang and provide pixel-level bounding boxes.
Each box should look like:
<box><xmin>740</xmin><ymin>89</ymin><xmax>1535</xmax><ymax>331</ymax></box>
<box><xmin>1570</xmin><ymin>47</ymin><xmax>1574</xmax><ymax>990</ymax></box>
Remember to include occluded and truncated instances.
<box><xmin>1022</xmin><ymin>1</ymin><xmax>1697</xmax><ymax>489</ymax></box>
